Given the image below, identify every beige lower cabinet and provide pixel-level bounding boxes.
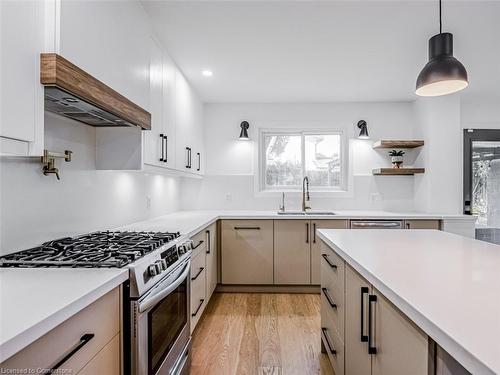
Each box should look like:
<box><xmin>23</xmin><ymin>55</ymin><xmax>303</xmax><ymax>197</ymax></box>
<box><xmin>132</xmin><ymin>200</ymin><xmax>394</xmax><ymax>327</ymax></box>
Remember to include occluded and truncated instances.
<box><xmin>274</xmin><ymin>220</ymin><xmax>311</xmax><ymax>284</ymax></box>
<box><xmin>405</xmin><ymin>219</ymin><xmax>441</xmax><ymax>230</ymax></box>
<box><xmin>1</xmin><ymin>287</ymin><xmax>121</xmax><ymax>374</ymax></box>
<box><xmin>311</xmin><ymin>220</ymin><xmax>348</xmax><ymax>284</ymax></box>
<box><xmin>221</xmin><ymin>220</ymin><xmax>274</xmax><ymax>284</ymax></box>
<box><xmin>205</xmin><ymin>222</ymin><xmax>217</xmax><ymax>301</ymax></box>
<box><xmin>190</xmin><ymin>249</ymin><xmax>207</xmax><ymax>332</ymax></box>
<box><xmin>343</xmin><ymin>264</ymin><xmax>428</xmax><ymax>375</ymax></box>
<box><xmin>321</xmin><ymin>246</ymin><xmax>428</xmax><ymax>375</ymax></box>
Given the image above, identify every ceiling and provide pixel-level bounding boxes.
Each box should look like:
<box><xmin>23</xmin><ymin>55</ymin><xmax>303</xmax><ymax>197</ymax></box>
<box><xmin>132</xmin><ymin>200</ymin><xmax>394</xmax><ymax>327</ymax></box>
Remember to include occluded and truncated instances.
<box><xmin>142</xmin><ymin>1</ymin><xmax>500</xmax><ymax>103</ymax></box>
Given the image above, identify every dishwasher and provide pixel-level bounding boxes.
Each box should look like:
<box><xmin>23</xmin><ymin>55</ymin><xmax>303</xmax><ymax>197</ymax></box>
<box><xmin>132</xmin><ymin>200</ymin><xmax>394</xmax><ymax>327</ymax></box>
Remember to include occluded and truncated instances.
<box><xmin>350</xmin><ymin>220</ymin><xmax>404</xmax><ymax>229</ymax></box>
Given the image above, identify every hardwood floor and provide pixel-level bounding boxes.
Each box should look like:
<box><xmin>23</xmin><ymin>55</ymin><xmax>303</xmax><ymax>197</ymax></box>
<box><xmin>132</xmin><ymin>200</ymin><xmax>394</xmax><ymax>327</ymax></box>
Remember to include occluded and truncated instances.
<box><xmin>190</xmin><ymin>293</ymin><xmax>334</xmax><ymax>375</ymax></box>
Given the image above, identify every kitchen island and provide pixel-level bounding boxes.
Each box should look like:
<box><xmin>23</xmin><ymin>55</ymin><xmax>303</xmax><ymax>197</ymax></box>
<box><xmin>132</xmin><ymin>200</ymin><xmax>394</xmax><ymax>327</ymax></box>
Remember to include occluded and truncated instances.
<box><xmin>317</xmin><ymin>229</ymin><xmax>500</xmax><ymax>375</ymax></box>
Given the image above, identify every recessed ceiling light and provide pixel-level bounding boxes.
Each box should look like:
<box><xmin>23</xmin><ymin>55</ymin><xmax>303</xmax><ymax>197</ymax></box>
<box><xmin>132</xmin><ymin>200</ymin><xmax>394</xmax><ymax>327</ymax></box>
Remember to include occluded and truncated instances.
<box><xmin>202</xmin><ymin>70</ymin><xmax>213</xmax><ymax>77</ymax></box>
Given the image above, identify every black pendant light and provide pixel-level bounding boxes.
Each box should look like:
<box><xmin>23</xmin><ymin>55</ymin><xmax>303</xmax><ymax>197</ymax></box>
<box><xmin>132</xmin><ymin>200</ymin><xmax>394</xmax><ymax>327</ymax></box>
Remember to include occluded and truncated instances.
<box><xmin>416</xmin><ymin>0</ymin><xmax>468</xmax><ymax>96</ymax></box>
<box><xmin>357</xmin><ymin>120</ymin><xmax>369</xmax><ymax>139</ymax></box>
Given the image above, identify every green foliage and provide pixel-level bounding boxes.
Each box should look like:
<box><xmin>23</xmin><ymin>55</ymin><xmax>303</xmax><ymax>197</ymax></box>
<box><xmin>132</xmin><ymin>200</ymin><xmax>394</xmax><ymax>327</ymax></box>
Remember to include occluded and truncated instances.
<box><xmin>388</xmin><ymin>149</ymin><xmax>405</xmax><ymax>157</ymax></box>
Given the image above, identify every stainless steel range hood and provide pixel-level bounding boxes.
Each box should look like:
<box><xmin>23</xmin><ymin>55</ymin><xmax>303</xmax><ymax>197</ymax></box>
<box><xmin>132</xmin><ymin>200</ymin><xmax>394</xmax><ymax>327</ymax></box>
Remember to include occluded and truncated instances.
<box><xmin>40</xmin><ymin>53</ymin><xmax>151</xmax><ymax>130</ymax></box>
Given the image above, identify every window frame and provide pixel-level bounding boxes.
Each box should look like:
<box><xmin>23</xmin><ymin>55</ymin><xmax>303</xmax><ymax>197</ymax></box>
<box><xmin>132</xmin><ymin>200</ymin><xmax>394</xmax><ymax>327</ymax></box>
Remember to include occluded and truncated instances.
<box><xmin>259</xmin><ymin>128</ymin><xmax>347</xmax><ymax>193</ymax></box>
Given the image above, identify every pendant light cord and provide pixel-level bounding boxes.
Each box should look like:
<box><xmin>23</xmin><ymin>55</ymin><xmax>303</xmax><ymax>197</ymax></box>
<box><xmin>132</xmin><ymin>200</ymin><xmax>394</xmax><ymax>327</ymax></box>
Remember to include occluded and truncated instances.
<box><xmin>439</xmin><ymin>0</ymin><xmax>442</xmax><ymax>33</ymax></box>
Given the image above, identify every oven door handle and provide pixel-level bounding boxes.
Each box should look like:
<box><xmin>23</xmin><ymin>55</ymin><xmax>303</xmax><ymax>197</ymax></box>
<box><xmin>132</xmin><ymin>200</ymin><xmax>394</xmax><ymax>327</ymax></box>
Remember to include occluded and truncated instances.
<box><xmin>138</xmin><ymin>260</ymin><xmax>191</xmax><ymax>313</ymax></box>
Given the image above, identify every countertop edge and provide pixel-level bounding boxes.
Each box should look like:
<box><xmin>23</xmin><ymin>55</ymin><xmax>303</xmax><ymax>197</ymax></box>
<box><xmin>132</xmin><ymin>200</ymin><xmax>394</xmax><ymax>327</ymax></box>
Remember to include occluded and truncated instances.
<box><xmin>316</xmin><ymin>231</ymin><xmax>496</xmax><ymax>375</ymax></box>
<box><xmin>0</xmin><ymin>269</ymin><xmax>128</xmax><ymax>363</ymax></box>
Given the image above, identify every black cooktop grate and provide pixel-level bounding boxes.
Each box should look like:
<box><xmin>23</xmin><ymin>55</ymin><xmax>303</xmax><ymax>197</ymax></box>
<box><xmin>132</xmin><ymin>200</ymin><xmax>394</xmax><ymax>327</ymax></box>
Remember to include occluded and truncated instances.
<box><xmin>0</xmin><ymin>231</ymin><xmax>180</xmax><ymax>268</ymax></box>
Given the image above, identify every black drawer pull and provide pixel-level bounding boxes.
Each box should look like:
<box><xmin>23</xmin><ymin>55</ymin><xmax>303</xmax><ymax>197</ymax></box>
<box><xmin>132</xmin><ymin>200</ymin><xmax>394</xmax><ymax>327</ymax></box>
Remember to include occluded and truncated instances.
<box><xmin>313</xmin><ymin>223</ymin><xmax>316</xmax><ymax>243</ymax></box>
<box><xmin>321</xmin><ymin>254</ymin><xmax>337</xmax><ymax>269</ymax></box>
<box><xmin>192</xmin><ymin>240</ymin><xmax>204</xmax><ymax>249</ymax></box>
<box><xmin>360</xmin><ymin>287</ymin><xmax>369</xmax><ymax>342</ymax></box>
<box><xmin>206</xmin><ymin>230</ymin><xmax>211</xmax><ymax>254</ymax></box>
<box><xmin>48</xmin><ymin>333</ymin><xmax>94</xmax><ymax>372</ymax></box>
<box><xmin>306</xmin><ymin>222</ymin><xmax>309</xmax><ymax>243</ymax></box>
<box><xmin>321</xmin><ymin>287</ymin><xmax>337</xmax><ymax>309</ymax></box>
<box><xmin>191</xmin><ymin>267</ymin><xmax>204</xmax><ymax>281</ymax></box>
<box><xmin>321</xmin><ymin>327</ymin><xmax>337</xmax><ymax>355</ymax></box>
<box><xmin>192</xmin><ymin>299</ymin><xmax>205</xmax><ymax>317</ymax></box>
<box><xmin>368</xmin><ymin>294</ymin><xmax>377</xmax><ymax>355</ymax></box>
<box><xmin>163</xmin><ymin>135</ymin><xmax>168</xmax><ymax>163</ymax></box>
<box><xmin>197</xmin><ymin>152</ymin><xmax>201</xmax><ymax>171</ymax></box>
<box><xmin>234</xmin><ymin>226</ymin><xmax>260</xmax><ymax>230</ymax></box>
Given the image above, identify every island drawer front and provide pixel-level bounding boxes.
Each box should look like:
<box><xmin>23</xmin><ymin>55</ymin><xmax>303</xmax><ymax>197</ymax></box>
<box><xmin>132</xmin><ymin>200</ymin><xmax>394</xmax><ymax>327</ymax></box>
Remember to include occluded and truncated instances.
<box><xmin>321</xmin><ymin>311</ymin><xmax>345</xmax><ymax>375</ymax></box>
<box><xmin>77</xmin><ymin>333</ymin><xmax>120</xmax><ymax>375</ymax></box>
<box><xmin>1</xmin><ymin>287</ymin><xmax>120</xmax><ymax>373</ymax></box>
<box><xmin>191</xmin><ymin>229</ymin><xmax>208</xmax><ymax>258</ymax></box>
<box><xmin>321</xmin><ymin>290</ymin><xmax>345</xmax><ymax>342</ymax></box>
<box><xmin>191</xmin><ymin>249</ymin><xmax>206</xmax><ymax>282</ymax></box>
<box><xmin>320</xmin><ymin>242</ymin><xmax>345</xmax><ymax>292</ymax></box>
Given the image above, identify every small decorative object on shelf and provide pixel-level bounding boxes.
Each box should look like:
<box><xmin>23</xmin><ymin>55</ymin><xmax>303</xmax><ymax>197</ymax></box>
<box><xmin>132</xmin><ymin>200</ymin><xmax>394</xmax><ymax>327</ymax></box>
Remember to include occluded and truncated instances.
<box><xmin>388</xmin><ymin>149</ymin><xmax>405</xmax><ymax>168</ymax></box>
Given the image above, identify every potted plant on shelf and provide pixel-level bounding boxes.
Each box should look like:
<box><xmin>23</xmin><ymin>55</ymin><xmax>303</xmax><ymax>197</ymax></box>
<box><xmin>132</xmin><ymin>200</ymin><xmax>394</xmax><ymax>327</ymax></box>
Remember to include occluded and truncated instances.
<box><xmin>389</xmin><ymin>150</ymin><xmax>405</xmax><ymax>168</ymax></box>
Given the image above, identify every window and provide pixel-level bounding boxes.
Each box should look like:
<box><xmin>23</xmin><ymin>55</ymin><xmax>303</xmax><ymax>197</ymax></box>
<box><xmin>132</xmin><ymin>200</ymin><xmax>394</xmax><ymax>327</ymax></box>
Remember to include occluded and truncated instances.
<box><xmin>261</xmin><ymin>130</ymin><xmax>344</xmax><ymax>191</ymax></box>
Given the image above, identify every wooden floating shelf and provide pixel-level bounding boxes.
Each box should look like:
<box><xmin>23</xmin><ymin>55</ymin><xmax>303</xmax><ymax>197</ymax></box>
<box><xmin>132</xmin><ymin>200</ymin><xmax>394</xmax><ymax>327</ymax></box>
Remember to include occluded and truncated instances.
<box><xmin>372</xmin><ymin>168</ymin><xmax>425</xmax><ymax>176</ymax></box>
<box><xmin>372</xmin><ymin>140</ymin><xmax>424</xmax><ymax>149</ymax></box>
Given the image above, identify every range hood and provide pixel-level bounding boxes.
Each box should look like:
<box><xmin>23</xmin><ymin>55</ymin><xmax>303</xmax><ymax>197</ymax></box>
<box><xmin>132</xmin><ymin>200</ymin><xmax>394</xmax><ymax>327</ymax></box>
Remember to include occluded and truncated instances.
<box><xmin>40</xmin><ymin>53</ymin><xmax>151</xmax><ymax>130</ymax></box>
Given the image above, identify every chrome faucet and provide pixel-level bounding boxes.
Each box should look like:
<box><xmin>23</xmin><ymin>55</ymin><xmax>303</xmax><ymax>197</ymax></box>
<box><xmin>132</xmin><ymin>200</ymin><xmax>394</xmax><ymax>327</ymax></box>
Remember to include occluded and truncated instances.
<box><xmin>302</xmin><ymin>176</ymin><xmax>311</xmax><ymax>212</ymax></box>
<box><xmin>279</xmin><ymin>192</ymin><xmax>286</xmax><ymax>212</ymax></box>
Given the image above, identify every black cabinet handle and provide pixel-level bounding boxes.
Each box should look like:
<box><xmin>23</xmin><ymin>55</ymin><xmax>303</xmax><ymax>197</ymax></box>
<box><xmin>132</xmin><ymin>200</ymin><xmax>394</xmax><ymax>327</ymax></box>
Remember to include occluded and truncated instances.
<box><xmin>360</xmin><ymin>287</ymin><xmax>369</xmax><ymax>342</ymax></box>
<box><xmin>206</xmin><ymin>230</ymin><xmax>210</xmax><ymax>254</ymax></box>
<box><xmin>321</xmin><ymin>287</ymin><xmax>337</xmax><ymax>309</ymax></box>
<box><xmin>192</xmin><ymin>240</ymin><xmax>204</xmax><ymax>249</ymax></box>
<box><xmin>189</xmin><ymin>148</ymin><xmax>192</xmax><ymax>168</ymax></box>
<box><xmin>48</xmin><ymin>333</ymin><xmax>94</xmax><ymax>372</ymax></box>
<box><xmin>321</xmin><ymin>254</ymin><xmax>337</xmax><ymax>269</ymax></box>
<box><xmin>234</xmin><ymin>226</ymin><xmax>260</xmax><ymax>230</ymax></box>
<box><xmin>368</xmin><ymin>294</ymin><xmax>377</xmax><ymax>355</ymax></box>
<box><xmin>186</xmin><ymin>147</ymin><xmax>191</xmax><ymax>168</ymax></box>
<box><xmin>306</xmin><ymin>222</ymin><xmax>309</xmax><ymax>243</ymax></box>
<box><xmin>163</xmin><ymin>135</ymin><xmax>168</xmax><ymax>163</ymax></box>
<box><xmin>191</xmin><ymin>299</ymin><xmax>205</xmax><ymax>317</ymax></box>
<box><xmin>321</xmin><ymin>327</ymin><xmax>337</xmax><ymax>355</ymax></box>
<box><xmin>160</xmin><ymin>134</ymin><xmax>165</xmax><ymax>162</ymax></box>
<box><xmin>197</xmin><ymin>152</ymin><xmax>200</xmax><ymax>171</ymax></box>
<box><xmin>313</xmin><ymin>223</ymin><xmax>316</xmax><ymax>243</ymax></box>
<box><xmin>191</xmin><ymin>267</ymin><xmax>204</xmax><ymax>281</ymax></box>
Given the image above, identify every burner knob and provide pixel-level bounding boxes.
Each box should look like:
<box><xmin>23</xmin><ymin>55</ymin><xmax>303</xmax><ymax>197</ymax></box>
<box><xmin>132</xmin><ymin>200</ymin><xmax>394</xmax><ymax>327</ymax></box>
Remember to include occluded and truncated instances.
<box><xmin>158</xmin><ymin>259</ymin><xmax>167</xmax><ymax>271</ymax></box>
<box><xmin>148</xmin><ymin>263</ymin><xmax>161</xmax><ymax>277</ymax></box>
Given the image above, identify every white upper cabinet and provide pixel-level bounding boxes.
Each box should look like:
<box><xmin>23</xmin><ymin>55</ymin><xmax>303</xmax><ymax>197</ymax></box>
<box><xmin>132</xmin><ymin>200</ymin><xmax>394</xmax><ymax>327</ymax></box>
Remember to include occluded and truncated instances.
<box><xmin>175</xmin><ymin>71</ymin><xmax>204</xmax><ymax>175</ymax></box>
<box><xmin>57</xmin><ymin>0</ymin><xmax>151</xmax><ymax>111</ymax></box>
<box><xmin>0</xmin><ymin>0</ymin><xmax>50</xmax><ymax>156</ymax></box>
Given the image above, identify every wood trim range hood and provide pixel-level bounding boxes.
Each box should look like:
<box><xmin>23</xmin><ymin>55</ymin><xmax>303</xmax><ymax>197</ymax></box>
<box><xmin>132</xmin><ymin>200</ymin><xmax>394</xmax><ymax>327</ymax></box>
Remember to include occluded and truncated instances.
<box><xmin>40</xmin><ymin>53</ymin><xmax>151</xmax><ymax>130</ymax></box>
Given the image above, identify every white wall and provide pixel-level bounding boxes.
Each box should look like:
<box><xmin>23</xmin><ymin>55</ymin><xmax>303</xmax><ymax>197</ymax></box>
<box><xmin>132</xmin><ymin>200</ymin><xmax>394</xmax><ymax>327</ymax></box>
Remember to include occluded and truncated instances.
<box><xmin>0</xmin><ymin>113</ymin><xmax>182</xmax><ymax>255</ymax></box>
<box><xmin>461</xmin><ymin>96</ymin><xmax>500</xmax><ymax>130</ymax></box>
<box><xmin>413</xmin><ymin>96</ymin><xmax>463</xmax><ymax>214</ymax></box>
<box><xmin>182</xmin><ymin>102</ymin><xmax>421</xmax><ymax>211</ymax></box>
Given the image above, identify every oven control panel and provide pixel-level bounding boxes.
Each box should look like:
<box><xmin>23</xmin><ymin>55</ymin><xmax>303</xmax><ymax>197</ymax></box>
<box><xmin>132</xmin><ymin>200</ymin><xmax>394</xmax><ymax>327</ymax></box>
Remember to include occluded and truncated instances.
<box><xmin>147</xmin><ymin>241</ymin><xmax>193</xmax><ymax>277</ymax></box>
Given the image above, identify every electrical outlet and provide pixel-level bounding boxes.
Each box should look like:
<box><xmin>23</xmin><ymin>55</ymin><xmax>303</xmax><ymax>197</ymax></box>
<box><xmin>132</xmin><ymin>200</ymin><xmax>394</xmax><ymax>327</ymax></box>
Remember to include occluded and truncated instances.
<box><xmin>146</xmin><ymin>196</ymin><xmax>151</xmax><ymax>210</ymax></box>
<box><xmin>225</xmin><ymin>193</ymin><xmax>232</xmax><ymax>201</ymax></box>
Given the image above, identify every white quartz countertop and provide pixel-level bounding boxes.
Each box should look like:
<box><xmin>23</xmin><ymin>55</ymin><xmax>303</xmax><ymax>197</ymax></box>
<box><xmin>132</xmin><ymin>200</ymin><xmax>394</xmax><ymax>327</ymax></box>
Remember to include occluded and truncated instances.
<box><xmin>116</xmin><ymin>209</ymin><xmax>475</xmax><ymax>236</ymax></box>
<box><xmin>0</xmin><ymin>268</ymin><xmax>128</xmax><ymax>363</ymax></box>
<box><xmin>317</xmin><ymin>229</ymin><xmax>500</xmax><ymax>375</ymax></box>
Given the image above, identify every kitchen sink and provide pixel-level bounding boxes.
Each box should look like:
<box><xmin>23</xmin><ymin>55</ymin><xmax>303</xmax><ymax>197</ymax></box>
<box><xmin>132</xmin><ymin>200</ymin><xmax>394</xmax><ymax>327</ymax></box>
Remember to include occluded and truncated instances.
<box><xmin>277</xmin><ymin>211</ymin><xmax>336</xmax><ymax>216</ymax></box>
<box><xmin>305</xmin><ymin>211</ymin><xmax>336</xmax><ymax>215</ymax></box>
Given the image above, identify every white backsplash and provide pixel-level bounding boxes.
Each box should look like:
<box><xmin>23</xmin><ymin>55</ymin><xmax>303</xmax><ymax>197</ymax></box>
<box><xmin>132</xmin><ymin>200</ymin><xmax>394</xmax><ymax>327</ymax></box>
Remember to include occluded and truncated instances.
<box><xmin>0</xmin><ymin>114</ymin><xmax>181</xmax><ymax>255</ymax></box>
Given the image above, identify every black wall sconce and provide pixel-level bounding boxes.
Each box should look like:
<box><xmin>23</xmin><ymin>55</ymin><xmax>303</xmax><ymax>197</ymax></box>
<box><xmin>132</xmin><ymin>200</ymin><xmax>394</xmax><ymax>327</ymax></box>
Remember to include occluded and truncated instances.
<box><xmin>357</xmin><ymin>120</ymin><xmax>369</xmax><ymax>139</ymax></box>
<box><xmin>239</xmin><ymin>121</ymin><xmax>250</xmax><ymax>140</ymax></box>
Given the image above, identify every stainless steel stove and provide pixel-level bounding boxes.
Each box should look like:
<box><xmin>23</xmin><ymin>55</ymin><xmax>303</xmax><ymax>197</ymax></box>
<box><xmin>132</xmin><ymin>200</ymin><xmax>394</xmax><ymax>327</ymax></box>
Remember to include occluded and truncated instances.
<box><xmin>0</xmin><ymin>230</ymin><xmax>194</xmax><ymax>375</ymax></box>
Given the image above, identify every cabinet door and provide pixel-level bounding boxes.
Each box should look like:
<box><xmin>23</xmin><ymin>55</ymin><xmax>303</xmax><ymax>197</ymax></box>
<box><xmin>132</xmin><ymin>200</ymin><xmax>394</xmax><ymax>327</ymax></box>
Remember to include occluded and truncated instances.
<box><xmin>190</xmin><ymin>251</ymin><xmax>206</xmax><ymax>332</ymax></box>
<box><xmin>274</xmin><ymin>220</ymin><xmax>311</xmax><ymax>284</ymax></box>
<box><xmin>0</xmin><ymin>0</ymin><xmax>44</xmax><ymax>154</ymax></box>
<box><xmin>345</xmin><ymin>265</ymin><xmax>372</xmax><ymax>375</ymax></box>
<box><xmin>143</xmin><ymin>38</ymin><xmax>165</xmax><ymax>167</ymax></box>
<box><xmin>161</xmin><ymin>52</ymin><xmax>177</xmax><ymax>168</ymax></box>
<box><xmin>78</xmin><ymin>334</ymin><xmax>120</xmax><ymax>375</ymax></box>
<box><xmin>405</xmin><ymin>220</ymin><xmax>441</xmax><ymax>230</ymax></box>
<box><xmin>311</xmin><ymin>220</ymin><xmax>348</xmax><ymax>284</ymax></box>
<box><xmin>372</xmin><ymin>289</ymin><xmax>428</xmax><ymax>375</ymax></box>
<box><xmin>221</xmin><ymin>220</ymin><xmax>273</xmax><ymax>284</ymax></box>
<box><xmin>205</xmin><ymin>223</ymin><xmax>217</xmax><ymax>301</ymax></box>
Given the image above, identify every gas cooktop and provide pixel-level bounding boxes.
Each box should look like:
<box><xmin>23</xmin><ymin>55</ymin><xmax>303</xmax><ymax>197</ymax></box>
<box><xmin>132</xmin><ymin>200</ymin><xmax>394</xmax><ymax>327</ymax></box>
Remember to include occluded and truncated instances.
<box><xmin>0</xmin><ymin>231</ymin><xmax>181</xmax><ymax>268</ymax></box>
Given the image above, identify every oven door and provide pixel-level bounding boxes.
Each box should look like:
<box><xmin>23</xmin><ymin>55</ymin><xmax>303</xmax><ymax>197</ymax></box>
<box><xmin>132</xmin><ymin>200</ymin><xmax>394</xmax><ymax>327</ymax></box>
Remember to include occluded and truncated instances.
<box><xmin>131</xmin><ymin>259</ymin><xmax>191</xmax><ymax>375</ymax></box>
